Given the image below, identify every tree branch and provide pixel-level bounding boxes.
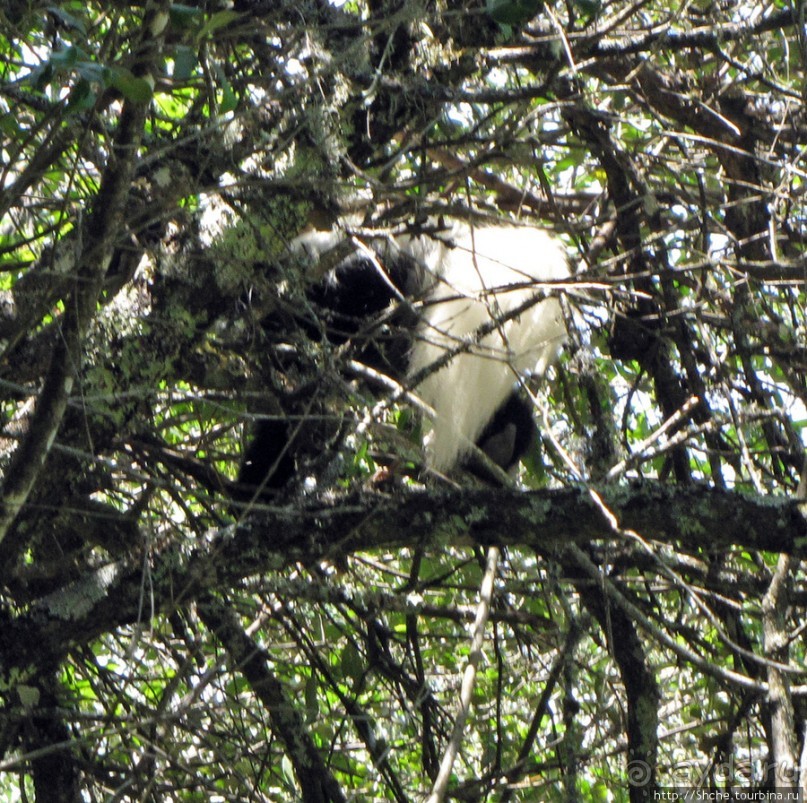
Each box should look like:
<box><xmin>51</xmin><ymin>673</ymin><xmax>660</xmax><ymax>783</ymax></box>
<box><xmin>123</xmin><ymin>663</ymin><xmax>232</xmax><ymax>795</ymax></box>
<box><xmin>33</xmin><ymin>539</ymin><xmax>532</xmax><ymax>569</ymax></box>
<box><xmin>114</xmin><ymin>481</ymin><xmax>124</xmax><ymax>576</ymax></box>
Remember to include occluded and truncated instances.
<box><xmin>197</xmin><ymin>597</ymin><xmax>348</xmax><ymax>803</ymax></box>
<box><xmin>0</xmin><ymin>1</ymin><xmax>170</xmax><ymax>550</ymax></box>
<box><xmin>1</xmin><ymin>482</ymin><xmax>805</xmax><ymax>683</ymax></box>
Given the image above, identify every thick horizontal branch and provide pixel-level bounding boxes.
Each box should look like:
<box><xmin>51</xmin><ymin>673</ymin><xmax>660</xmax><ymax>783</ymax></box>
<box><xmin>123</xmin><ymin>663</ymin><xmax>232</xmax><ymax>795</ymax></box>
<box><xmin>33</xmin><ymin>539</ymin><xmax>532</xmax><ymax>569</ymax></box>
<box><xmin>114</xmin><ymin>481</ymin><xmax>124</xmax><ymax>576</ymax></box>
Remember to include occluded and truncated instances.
<box><xmin>2</xmin><ymin>482</ymin><xmax>805</xmax><ymax>680</ymax></box>
<box><xmin>583</xmin><ymin>8</ymin><xmax>797</xmax><ymax>57</ymax></box>
<box><xmin>483</xmin><ymin>9</ymin><xmax>797</xmax><ymax>69</ymax></box>
<box><xmin>228</xmin><ymin>483</ymin><xmax>807</xmax><ymax>560</ymax></box>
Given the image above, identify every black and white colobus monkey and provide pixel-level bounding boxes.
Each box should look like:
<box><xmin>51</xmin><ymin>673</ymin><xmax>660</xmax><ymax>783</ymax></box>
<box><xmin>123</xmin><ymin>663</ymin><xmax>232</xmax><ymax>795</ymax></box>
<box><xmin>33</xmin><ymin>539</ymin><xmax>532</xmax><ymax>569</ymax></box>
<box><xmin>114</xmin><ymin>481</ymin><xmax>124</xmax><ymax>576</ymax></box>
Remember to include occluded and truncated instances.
<box><xmin>238</xmin><ymin>221</ymin><xmax>570</xmax><ymax>493</ymax></box>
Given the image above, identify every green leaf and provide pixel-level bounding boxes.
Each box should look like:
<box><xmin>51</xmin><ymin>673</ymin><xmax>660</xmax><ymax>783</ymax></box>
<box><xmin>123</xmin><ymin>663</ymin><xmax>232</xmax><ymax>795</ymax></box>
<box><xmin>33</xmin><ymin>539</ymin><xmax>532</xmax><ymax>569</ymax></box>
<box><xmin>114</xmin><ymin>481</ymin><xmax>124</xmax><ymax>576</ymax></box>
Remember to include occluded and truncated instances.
<box><xmin>199</xmin><ymin>10</ymin><xmax>242</xmax><ymax>38</ymax></box>
<box><xmin>173</xmin><ymin>45</ymin><xmax>198</xmax><ymax>82</ymax></box>
<box><xmin>0</xmin><ymin>114</ymin><xmax>20</xmax><ymax>141</ymax></box>
<box><xmin>169</xmin><ymin>3</ymin><xmax>204</xmax><ymax>30</ymax></box>
<box><xmin>572</xmin><ymin>0</ymin><xmax>602</xmax><ymax>16</ymax></box>
<box><xmin>50</xmin><ymin>45</ymin><xmax>87</xmax><ymax>69</ymax></box>
<box><xmin>340</xmin><ymin>641</ymin><xmax>364</xmax><ymax>685</ymax></box>
<box><xmin>109</xmin><ymin>67</ymin><xmax>153</xmax><ymax>103</ymax></box>
<box><xmin>304</xmin><ymin>672</ymin><xmax>319</xmax><ymax>723</ymax></box>
<box><xmin>213</xmin><ymin>63</ymin><xmax>237</xmax><ymax>114</ymax></box>
<box><xmin>486</xmin><ymin>0</ymin><xmax>543</xmax><ymax>26</ymax></box>
<box><xmin>30</xmin><ymin>62</ymin><xmax>54</xmax><ymax>91</ymax></box>
<box><xmin>76</xmin><ymin>61</ymin><xmax>107</xmax><ymax>86</ymax></box>
<box><xmin>46</xmin><ymin>6</ymin><xmax>88</xmax><ymax>35</ymax></box>
<box><xmin>65</xmin><ymin>78</ymin><xmax>96</xmax><ymax>112</ymax></box>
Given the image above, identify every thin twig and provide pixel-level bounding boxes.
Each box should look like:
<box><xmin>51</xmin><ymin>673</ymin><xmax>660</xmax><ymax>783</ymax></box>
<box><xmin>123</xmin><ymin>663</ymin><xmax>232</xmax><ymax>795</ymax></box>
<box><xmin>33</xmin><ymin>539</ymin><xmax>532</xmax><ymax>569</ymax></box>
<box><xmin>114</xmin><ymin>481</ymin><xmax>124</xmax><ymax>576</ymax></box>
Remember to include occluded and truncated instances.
<box><xmin>426</xmin><ymin>546</ymin><xmax>500</xmax><ymax>803</ymax></box>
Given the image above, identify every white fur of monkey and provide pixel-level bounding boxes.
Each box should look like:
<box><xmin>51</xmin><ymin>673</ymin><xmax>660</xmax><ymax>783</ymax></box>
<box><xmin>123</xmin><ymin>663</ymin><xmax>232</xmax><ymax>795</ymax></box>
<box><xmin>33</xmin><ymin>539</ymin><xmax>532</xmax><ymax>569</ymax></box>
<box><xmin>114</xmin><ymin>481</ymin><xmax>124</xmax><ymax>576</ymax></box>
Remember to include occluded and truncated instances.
<box><xmin>401</xmin><ymin>224</ymin><xmax>570</xmax><ymax>472</ymax></box>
